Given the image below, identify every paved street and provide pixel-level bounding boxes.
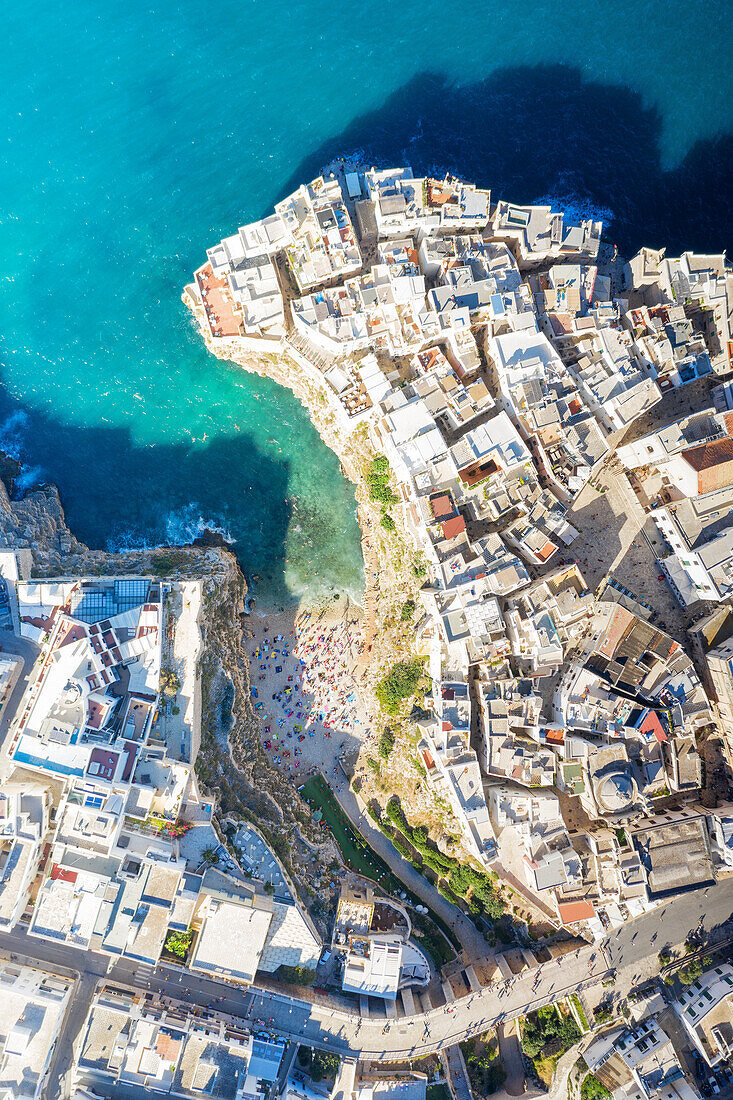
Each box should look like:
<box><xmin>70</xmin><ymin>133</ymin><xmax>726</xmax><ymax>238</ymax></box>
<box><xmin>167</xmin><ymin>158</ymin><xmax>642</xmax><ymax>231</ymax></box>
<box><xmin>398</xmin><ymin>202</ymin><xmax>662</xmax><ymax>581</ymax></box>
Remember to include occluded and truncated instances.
<box><xmin>602</xmin><ymin>881</ymin><xmax>733</xmax><ymax>975</ymax></box>
<box><xmin>0</xmin><ymin>626</ymin><xmax>39</xmax><ymax>756</ymax></box>
<box><xmin>497</xmin><ymin>1022</ymin><xmax>525</xmax><ymax>1096</ymax></box>
<box><xmin>564</xmin><ymin>464</ymin><xmax>688</xmax><ymax>641</ymax></box>
<box><xmin>3</xmin><ymin>878</ymin><xmax>732</xmax><ymax>1083</ymax></box>
<box><xmin>443</xmin><ymin>1044</ymin><xmax>472</xmax><ymax>1100</ymax></box>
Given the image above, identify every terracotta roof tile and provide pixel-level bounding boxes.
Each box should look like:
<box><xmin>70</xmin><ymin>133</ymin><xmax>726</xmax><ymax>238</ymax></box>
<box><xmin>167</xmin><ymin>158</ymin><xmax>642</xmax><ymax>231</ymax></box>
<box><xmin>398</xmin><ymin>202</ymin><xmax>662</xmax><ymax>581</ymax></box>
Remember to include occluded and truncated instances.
<box><xmin>441</xmin><ymin>515</ymin><xmax>466</xmax><ymax>540</ymax></box>
<box><xmin>682</xmin><ymin>437</ymin><xmax>733</xmax><ymax>471</ymax></box>
<box><xmin>557</xmin><ymin>899</ymin><xmax>595</xmax><ymax>923</ymax></box>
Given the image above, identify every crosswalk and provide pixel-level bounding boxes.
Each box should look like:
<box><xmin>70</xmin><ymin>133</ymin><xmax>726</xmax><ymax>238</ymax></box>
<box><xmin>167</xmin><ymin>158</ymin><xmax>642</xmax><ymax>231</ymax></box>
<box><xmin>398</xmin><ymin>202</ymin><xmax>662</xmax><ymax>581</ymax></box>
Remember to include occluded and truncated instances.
<box><xmin>118</xmin><ymin>960</ymin><xmax>157</xmax><ymax>989</ymax></box>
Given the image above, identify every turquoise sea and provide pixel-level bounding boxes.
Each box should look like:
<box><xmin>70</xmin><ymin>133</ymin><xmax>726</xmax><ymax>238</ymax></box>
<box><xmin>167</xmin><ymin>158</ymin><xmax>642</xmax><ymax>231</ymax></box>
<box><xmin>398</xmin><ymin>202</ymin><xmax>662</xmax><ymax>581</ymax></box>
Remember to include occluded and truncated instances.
<box><xmin>2</xmin><ymin>1</ymin><xmax>732</xmax><ymax>606</ymax></box>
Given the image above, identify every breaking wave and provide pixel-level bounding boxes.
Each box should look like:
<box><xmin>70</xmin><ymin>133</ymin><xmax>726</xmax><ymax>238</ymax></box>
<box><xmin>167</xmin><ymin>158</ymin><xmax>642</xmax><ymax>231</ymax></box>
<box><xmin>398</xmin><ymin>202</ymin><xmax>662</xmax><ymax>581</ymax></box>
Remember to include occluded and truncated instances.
<box><xmin>164</xmin><ymin>504</ymin><xmax>236</xmax><ymax>546</ymax></box>
<box><xmin>0</xmin><ymin>410</ymin><xmax>29</xmax><ymax>460</ymax></box>
<box><xmin>533</xmin><ymin>191</ymin><xmax>615</xmax><ymax>230</ymax></box>
<box><xmin>14</xmin><ymin>465</ymin><xmax>45</xmax><ymax>494</ymax></box>
<box><xmin>106</xmin><ymin>503</ymin><xmax>235</xmax><ymax>553</ymax></box>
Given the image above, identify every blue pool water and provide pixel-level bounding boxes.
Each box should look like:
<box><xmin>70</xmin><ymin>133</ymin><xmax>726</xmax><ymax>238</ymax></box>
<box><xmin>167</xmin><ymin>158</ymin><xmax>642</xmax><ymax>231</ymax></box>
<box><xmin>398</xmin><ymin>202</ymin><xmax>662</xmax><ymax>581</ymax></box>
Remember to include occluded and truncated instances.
<box><xmin>2</xmin><ymin>0</ymin><xmax>732</xmax><ymax>606</ymax></box>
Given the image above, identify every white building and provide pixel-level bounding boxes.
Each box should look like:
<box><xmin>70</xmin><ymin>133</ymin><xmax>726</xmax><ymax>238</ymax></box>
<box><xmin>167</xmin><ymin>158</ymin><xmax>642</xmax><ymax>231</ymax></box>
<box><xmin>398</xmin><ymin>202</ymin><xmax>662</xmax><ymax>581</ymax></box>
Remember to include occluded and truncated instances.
<box><xmin>74</xmin><ymin>984</ymin><xmax>285</xmax><ymax>1098</ymax></box>
<box><xmin>342</xmin><ymin>936</ymin><xmax>402</xmax><ymax>1000</ymax></box>
<box><xmin>0</xmin><ymin>960</ymin><xmax>73</xmax><ymax>1100</ymax></box>
<box><xmin>565</xmin><ymin>325</ymin><xmax>661</xmax><ymax>435</ymax></box>
<box><xmin>0</xmin><ymin>781</ymin><xmax>49</xmax><ymax>932</ymax></box>
<box><xmin>366</xmin><ymin>169</ymin><xmax>489</xmax><ymax>239</ymax></box>
<box><xmin>292</xmin><ymin>265</ymin><xmax>434</xmax><ymax>359</ymax></box>
<box><xmin>9</xmin><ymin>578</ymin><xmax>162</xmax><ymax>787</ymax></box>
<box><xmin>276</xmin><ymin>176</ymin><xmax>361</xmax><ymax>291</ymax></box>
<box><xmin>672</xmin><ymin>963</ymin><xmax>733</xmax><ymax>1067</ymax></box>
<box><xmin>583</xmin><ymin>1013</ymin><xmax>700</xmax><ymax>1100</ymax></box>
<box><xmin>655</xmin><ymin>511</ymin><xmax>733</xmax><ymax>606</ymax></box>
<box><xmin>448</xmin><ymin>412</ymin><xmax>533</xmax><ymax>495</ymax></box>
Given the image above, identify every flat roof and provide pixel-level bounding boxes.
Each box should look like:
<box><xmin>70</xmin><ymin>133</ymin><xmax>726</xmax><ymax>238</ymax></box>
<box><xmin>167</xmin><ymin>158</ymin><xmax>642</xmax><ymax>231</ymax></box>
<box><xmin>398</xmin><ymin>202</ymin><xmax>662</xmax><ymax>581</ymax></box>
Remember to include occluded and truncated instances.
<box><xmin>190</xmin><ymin>898</ymin><xmax>272</xmax><ymax>984</ymax></box>
<box><xmin>342</xmin><ymin>937</ymin><xmax>402</xmax><ymax>1000</ymax></box>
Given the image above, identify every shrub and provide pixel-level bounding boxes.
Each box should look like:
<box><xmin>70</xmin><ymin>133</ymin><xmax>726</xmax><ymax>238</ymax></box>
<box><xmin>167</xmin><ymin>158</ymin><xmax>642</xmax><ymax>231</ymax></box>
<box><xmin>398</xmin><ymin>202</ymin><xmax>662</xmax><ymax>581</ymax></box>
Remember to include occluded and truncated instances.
<box><xmin>164</xmin><ymin>929</ymin><xmax>193</xmax><ymax>959</ymax></box>
<box><xmin>581</xmin><ymin>1074</ymin><xmax>612</xmax><ymax>1100</ymax></box>
<box><xmin>150</xmin><ymin>550</ymin><xmax>191</xmax><ymax>577</ymax></box>
<box><xmin>391</xmin><ymin>837</ymin><xmax>412</xmax><ymax>858</ymax></box>
<box><xmin>278</xmin><ymin>965</ymin><xmax>316</xmax><ymax>986</ymax></box>
<box><xmin>376</xmin><ymin>659</ymin><xmax>424</xmax><ymax>713</ymax></box>
<box><xmin>379</xmin><ymin>727</ymin><xmax>395</xmax><ymax>759</ymax></box>
<box><xmin>365</xmin><ymin>803</ymin><xmax>382</xmax><ymax>824</ymax></box>
<box><xmin>380</xmin><ymin>512</ymin><xmax>396</xmax><ymax>532</ymax></box>
<box><xmin>412</xmin><ymin>754</ymin><xmax>426</xmax><ymax>778</ymax></box>
<box><xmin>160</xmin><ymin>667</ymin><xmax>181</xmax><ymax>698</ymax></box>
<box><xmin>366</xmin><ymin>455</ymin><xmax>398</xmax><ymax>507</ymax></box>
<box><xmin>401</xmin><ymin>598</ymin><xmax>416</xmax><ymax>621</ymax></box>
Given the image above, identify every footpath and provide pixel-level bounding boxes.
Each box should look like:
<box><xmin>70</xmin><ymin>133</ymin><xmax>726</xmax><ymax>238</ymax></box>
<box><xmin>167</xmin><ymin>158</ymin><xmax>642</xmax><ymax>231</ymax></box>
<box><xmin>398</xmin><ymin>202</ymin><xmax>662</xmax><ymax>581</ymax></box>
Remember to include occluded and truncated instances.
<box><xmin>332</xmin><ymin>782</ymin><xmax>490</xmax><ymax>963</ymax></box>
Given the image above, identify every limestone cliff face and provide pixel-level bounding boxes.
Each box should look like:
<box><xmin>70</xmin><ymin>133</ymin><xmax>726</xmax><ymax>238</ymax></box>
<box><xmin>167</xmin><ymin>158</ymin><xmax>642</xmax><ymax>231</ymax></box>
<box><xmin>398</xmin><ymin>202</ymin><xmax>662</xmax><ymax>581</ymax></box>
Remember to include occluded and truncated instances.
<box><xmin>0</xmin><ymin>476</ymin><xmax>234</xmax><ymax>579</ymax></box>
<box><xmin>0</xmin><ymin>481</ymin><xmax>89</xmax><ymax>569</ymax></box>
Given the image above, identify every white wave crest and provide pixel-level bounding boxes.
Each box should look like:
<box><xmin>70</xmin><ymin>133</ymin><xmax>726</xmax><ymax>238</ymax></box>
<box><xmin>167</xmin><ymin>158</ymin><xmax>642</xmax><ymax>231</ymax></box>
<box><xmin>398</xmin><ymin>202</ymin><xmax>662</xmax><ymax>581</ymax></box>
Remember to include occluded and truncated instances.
<box><xmin>106</xmin><ymin>503</ymin><xmax>235</xmax><ymax>554</ymax></box>
<box><xmin>532</xmin><ymin>190</ymin><xmax>614</xmax><ymax>229</ymax></box>
<box><xmin>0</xmin><ymin>410</ymin><xmax>29</xmax><ymax>459</ymax></box>
<box><xmin>164</xmin><ymin>504</ymin><xmax>235</xmax><ymax>546</ymax></box>
<box><xmin>14</xmin><ymin>465</ymin><xmax>44</xmax><ymax>494</ymax></box>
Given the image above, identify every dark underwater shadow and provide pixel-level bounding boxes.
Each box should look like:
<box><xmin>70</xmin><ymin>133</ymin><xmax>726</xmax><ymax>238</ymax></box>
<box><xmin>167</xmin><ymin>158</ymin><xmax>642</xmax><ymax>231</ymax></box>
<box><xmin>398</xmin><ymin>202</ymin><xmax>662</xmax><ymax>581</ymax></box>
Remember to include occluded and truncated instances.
<box><xmin>274</xmin><ymin>66</ymin><xmax>733</xmax><ymax>257</ymax></box>
<box><xmin>0</xmin><ymin>383</ymin><xmax>293</xmax><ymax>599</ymax></box>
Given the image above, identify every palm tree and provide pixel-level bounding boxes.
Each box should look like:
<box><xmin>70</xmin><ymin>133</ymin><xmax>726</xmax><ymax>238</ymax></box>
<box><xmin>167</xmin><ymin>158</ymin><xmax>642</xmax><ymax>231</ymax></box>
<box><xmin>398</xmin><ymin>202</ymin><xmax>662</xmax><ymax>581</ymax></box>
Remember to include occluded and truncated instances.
<box><xmin>200</xmin><ymin>846</ymin><xmax>220</xmax><ymax>867</ymax></box>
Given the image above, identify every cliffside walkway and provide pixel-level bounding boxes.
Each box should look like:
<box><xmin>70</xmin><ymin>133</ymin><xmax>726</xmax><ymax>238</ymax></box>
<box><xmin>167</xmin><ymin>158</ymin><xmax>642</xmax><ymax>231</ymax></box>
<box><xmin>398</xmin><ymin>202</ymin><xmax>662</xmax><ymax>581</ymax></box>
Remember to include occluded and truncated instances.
<box><xmin>331</xmin><ymin>781</ymin><xmax>491</xmax><ymax>964</ymax></box>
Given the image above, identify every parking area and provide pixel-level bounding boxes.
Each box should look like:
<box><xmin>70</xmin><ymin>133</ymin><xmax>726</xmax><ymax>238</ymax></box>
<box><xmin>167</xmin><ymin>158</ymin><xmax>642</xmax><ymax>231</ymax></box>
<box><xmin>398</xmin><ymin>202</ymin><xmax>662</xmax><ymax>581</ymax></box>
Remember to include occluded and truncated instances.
<box><xmin>0</xmin><ymin>579</ymin><xmax>13</xmax><ymax>630</ymax></box>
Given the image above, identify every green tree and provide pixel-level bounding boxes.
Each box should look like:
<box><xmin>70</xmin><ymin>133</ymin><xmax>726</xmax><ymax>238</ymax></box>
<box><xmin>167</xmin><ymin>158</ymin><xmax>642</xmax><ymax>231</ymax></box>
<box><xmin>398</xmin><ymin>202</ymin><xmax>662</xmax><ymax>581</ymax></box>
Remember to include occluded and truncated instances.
<box><xmin>379</xmin><ymin>727</ymin><xmax>396</xmax><ymax>759</ymax></box>
<box><xmin>310</xmin><ymin>1051</ymin><xmax>340</xmax><ymax>1082</ymax></box>
<box><xmin>521</xmin><ymin>1006</ymin><xmax>581</xmax><ymax>1060</ymax></box>
<box><xmin>366</xmin><ymin>455</ymin><xmax>399</xmax><ymax>507</ymax></box>
<box><xmin>376</xmin><ymin>659</ymin><xmax>424</xmax><ymax>713</ymax></box>
<box><xmin>401</xmin><ymin>598</ymin><xmax>416</xmax><ymax>621</ymax></box>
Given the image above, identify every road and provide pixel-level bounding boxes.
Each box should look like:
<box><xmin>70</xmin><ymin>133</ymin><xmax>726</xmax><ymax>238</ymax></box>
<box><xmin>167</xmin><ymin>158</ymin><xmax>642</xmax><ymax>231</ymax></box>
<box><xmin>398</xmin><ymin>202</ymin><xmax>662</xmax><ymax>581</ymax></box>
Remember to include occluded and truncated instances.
<box><xmin>0</xmin><ymin>626</ymin><xmax>39</xmax><ymax>755</ymax></box>
<box><xmin>601</xmin><ymin>882</ymin><xmax>733</xmax><ymax>975</ymax></box>
<box><xmin>3</xmin><ymin>878</ymin><xmax>732</xmax><ymax>1086</ymax></box>
<box><xmin>497</xmin><ymin>1022</ymin><xmax>525</xmax><ymax>1096</ymax></box>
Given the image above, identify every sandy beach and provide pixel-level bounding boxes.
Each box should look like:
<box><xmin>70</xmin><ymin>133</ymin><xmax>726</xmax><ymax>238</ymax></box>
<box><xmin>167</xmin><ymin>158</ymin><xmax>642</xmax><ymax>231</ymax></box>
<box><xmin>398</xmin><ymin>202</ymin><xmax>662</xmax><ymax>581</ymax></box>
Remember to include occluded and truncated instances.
<box><xmin>245</xmin><ymin>595</ymin><xmax>379</xmax><ymax>785</ymax></box>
